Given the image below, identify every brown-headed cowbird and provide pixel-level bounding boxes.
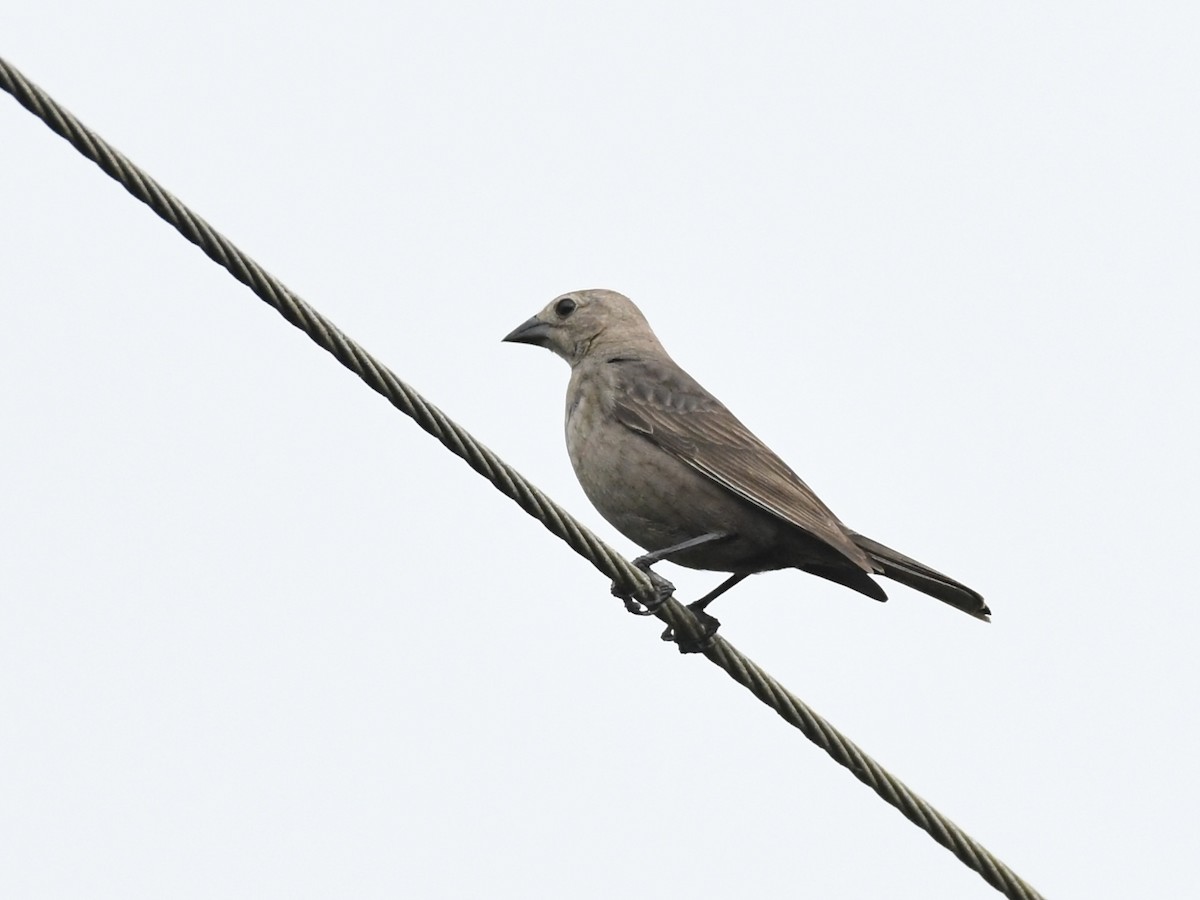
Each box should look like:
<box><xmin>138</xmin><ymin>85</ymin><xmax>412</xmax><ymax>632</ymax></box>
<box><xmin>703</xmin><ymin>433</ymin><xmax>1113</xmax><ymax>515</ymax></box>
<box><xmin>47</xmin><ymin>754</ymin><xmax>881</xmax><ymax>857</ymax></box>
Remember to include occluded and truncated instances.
<box><xmin>503</xmin><ymin>289</ymin><xmax>989</xmax><ymax>630</ymax></box>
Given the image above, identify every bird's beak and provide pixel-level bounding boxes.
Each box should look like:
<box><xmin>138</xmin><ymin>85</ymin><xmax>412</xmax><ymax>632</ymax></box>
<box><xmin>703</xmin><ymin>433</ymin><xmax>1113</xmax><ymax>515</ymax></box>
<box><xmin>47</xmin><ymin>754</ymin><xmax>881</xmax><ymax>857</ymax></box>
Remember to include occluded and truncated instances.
<box><xmin>502</xmin><ymin>316</ymin><xmax>552</xmax><ymax>347</ymax></box>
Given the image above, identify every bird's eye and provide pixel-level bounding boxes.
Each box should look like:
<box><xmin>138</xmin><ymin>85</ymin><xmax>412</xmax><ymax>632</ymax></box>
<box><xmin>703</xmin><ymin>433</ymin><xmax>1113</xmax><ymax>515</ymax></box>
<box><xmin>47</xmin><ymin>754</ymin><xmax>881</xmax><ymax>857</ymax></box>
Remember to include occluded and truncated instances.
<box><xmin>554</xmin><ymin>298</ymin><xmax>577</xmax><ymax>318</ymax></box>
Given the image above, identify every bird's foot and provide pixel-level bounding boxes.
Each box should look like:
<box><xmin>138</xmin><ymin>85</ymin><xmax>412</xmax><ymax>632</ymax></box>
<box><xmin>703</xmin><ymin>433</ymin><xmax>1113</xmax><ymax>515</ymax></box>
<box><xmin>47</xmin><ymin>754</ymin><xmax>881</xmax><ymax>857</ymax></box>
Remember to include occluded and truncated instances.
<box><xmin>661</xmin><ymin>603</ymin><xmax>721</xmax><ymax>654</ymax></box>
<box><xmin>612</xmin><ymin>565</ymin><xmax>675</xmax><ymax>616</ymax></box>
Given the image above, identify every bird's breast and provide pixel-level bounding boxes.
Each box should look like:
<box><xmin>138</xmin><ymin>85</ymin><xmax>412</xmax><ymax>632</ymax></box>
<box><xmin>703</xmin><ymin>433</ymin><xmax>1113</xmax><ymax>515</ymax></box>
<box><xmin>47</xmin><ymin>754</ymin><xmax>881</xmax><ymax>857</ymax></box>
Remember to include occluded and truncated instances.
<box><xmin>563</xmin><ymin>378</ymin><xmax>784</xmax><ymax>570</ymax></box>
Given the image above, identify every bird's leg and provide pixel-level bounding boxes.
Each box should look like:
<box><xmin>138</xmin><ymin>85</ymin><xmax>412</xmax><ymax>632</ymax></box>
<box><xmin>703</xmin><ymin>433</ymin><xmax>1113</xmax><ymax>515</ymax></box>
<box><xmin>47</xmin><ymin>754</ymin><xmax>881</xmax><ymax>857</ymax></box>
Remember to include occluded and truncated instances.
<box><xmin>613</xmin><ymin>531</ymin><xmax>733</xmax><ymax>616</ymax></box>
<box><xmin>690</xmin><ymin>572</ymin><xmax>750</xmax><ymax>614</ymax></box>
<box><xmin>662</xmin><ymin>572</ymin><xmax>750</xmax><ymax>653</ymax></box>
<box><xmin>631</xmin><ymin>531</ymin><xmax>732</xmax><ymax>569</ymax></box>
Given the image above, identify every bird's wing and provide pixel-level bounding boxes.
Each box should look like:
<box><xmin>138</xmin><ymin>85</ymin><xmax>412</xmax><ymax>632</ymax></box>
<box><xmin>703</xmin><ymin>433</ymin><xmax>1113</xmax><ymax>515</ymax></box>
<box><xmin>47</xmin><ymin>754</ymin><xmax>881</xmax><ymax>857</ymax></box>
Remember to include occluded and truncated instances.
<box><xmin>609</xmin><ymin>357</ymin><xmax>872</xmax><ymax>571</ymax></box>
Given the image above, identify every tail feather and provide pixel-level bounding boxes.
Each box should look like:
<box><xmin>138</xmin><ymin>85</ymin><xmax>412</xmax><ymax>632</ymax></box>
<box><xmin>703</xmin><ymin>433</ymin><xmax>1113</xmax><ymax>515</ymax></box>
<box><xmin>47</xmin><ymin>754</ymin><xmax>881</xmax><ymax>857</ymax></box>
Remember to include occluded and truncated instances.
<box><xmin>847</xmin><ymin>532</ymin><xmax>990</xmax><ymax>622</ymax></box>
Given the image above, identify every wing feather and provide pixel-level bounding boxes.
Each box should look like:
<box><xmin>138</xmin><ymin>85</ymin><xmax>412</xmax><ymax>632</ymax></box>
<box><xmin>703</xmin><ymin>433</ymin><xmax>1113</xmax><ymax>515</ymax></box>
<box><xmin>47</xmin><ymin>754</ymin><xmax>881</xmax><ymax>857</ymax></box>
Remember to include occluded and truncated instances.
<box><xmin>609</xmin><ymin>358</ymin><xmax>872</xmax><ymax>571</ymax></box>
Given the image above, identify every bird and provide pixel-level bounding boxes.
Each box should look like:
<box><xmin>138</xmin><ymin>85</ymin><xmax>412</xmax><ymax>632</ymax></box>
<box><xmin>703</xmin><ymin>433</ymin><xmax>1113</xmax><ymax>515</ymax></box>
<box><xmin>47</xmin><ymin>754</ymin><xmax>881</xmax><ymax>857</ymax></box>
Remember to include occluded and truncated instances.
<box><xmin>502</xmin><ymin>289</ymin><xmax>989</xmax><ymax>639</ymax></box>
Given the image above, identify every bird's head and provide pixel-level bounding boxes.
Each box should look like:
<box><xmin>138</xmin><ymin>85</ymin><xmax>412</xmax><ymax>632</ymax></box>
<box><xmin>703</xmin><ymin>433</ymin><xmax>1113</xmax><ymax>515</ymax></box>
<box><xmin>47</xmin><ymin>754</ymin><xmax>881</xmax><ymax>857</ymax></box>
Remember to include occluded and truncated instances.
<box><xmin>502</xmin><ymin>289</ymin><xmax>664</xmax><ymax>366</ymax></box>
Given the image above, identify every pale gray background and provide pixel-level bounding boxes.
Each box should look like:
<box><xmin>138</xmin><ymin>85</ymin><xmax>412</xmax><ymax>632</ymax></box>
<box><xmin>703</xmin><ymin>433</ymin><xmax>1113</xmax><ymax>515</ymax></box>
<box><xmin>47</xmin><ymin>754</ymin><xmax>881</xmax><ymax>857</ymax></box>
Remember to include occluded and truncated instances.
<box><xmin>2</xmin><ymin>3</ymin><xmax>1197</xmax><ymax>898</ymax></box>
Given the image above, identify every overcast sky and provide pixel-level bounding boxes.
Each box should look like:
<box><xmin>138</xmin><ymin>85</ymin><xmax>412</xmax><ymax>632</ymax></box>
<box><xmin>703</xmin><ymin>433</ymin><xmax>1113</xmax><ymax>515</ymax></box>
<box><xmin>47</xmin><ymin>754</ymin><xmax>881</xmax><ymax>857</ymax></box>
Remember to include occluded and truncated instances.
<box><xmin>3</xmin><ymin>4</ymin><xmax>1197</xmax><ymax>898</ymax></box>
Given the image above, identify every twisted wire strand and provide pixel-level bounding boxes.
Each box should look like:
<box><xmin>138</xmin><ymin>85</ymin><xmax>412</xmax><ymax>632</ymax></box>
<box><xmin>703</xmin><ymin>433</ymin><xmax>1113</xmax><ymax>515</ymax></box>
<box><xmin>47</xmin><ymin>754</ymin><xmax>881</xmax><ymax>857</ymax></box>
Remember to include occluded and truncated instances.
<box><xmin>1</xmin><ymin>55</ymin><xmax>1044</xmax><ymax>900</ymax></box>
<box><xmin>701</xmin><ymin>638</ymin><xmax>1038</xmax><ymax>895</ymax></box>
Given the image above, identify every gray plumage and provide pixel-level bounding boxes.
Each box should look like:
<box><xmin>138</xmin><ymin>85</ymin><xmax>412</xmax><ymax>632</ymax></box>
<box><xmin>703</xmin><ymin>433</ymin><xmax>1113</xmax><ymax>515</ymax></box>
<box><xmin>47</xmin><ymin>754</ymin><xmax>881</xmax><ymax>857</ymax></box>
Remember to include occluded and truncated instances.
<box><xmin>503</xmin><ymin>289</ymin><xmax>989</xmax><ymax>622</ymax></box>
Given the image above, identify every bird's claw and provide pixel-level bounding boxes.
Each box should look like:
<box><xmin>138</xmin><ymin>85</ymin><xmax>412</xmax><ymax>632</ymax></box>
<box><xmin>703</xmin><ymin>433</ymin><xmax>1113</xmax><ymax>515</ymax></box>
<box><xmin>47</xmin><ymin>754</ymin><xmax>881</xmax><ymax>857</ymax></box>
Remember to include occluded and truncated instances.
<box><xmin>661</xmin><ymin>604</ymin><xmax>721</xmax><ymax>654</ymax></box>
<box><xmin>612</xmin><ymin>567</ymin><xmax>675</xmax><ymax>616</ymax></box>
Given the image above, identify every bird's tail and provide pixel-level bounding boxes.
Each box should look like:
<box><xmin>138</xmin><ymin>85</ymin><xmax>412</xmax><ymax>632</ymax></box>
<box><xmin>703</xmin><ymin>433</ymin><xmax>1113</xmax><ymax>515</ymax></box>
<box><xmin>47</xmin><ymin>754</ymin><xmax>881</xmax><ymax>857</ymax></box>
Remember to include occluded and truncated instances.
<box><xmin>847</xmin><ymin>532</ymin><xmax>991</xmax><ymax>622</ymax></box>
